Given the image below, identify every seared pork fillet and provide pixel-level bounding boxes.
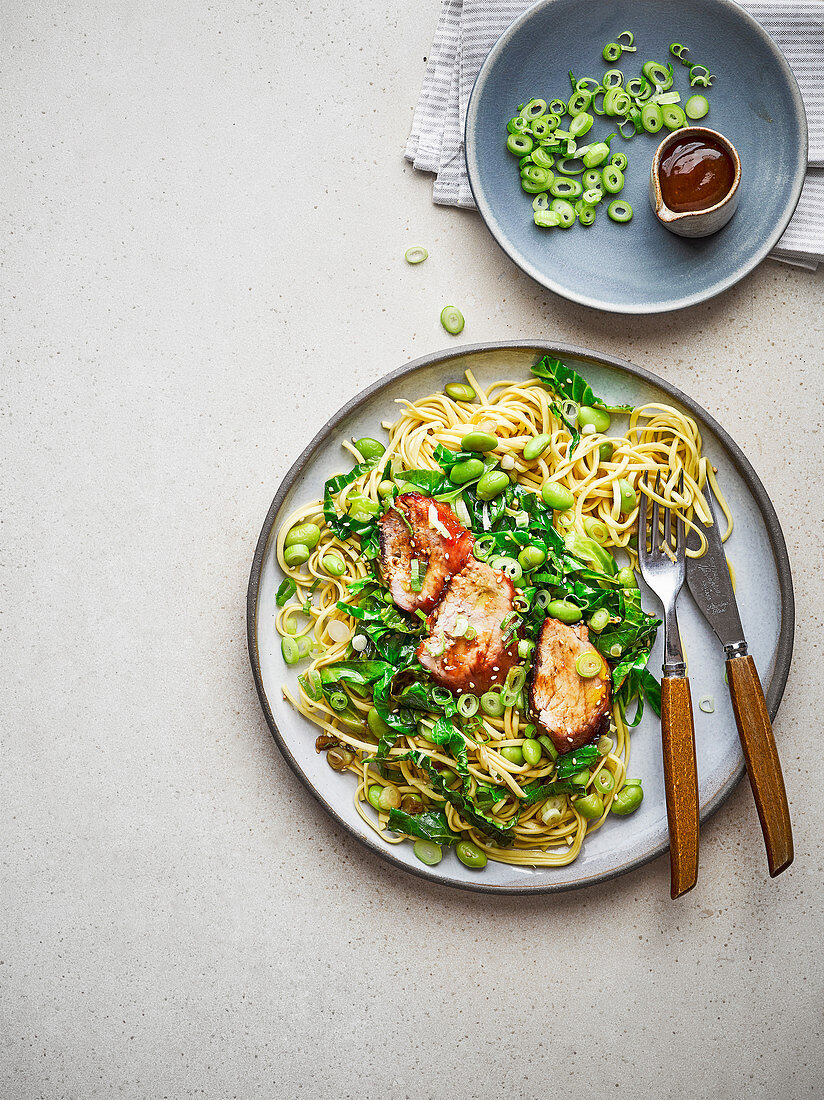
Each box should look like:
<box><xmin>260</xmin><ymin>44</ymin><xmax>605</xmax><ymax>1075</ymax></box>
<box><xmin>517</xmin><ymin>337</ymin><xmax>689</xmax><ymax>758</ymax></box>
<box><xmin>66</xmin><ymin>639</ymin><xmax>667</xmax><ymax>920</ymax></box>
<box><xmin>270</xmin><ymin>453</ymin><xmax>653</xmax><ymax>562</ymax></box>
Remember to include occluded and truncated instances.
<box><xmin>378</xmin><ymin>493</ymin><xmax>474</xmax><ymax>614</ymax></box>
<box><xmin>529</xmin><ymin>618</ymin><xmax>611</xmax><ymax>753</ymax></box>
<box><xmin>417</xmin><ymin>558</ymin><xmax>520</xmax><ymax>695</ymax></box>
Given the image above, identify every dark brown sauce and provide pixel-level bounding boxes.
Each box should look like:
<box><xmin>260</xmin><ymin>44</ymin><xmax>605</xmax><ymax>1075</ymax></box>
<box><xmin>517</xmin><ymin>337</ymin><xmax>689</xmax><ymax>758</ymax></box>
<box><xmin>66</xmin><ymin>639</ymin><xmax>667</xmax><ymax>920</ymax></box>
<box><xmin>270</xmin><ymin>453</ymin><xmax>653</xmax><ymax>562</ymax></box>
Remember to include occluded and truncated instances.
<box><xmin>659</xmin><ymin>136</ymin><xmax>735</xmax><ymax>213</ymax></box>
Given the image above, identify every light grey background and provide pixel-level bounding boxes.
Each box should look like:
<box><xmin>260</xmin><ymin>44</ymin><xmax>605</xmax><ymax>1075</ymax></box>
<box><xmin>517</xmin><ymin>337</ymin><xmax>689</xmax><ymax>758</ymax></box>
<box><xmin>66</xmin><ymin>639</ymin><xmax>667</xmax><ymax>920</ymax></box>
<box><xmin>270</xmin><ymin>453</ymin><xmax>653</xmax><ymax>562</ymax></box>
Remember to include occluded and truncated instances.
<box><xmin>2</xmin><ymin>2</ymin><xmax>823</xmax><ymax>1098</ymax></box>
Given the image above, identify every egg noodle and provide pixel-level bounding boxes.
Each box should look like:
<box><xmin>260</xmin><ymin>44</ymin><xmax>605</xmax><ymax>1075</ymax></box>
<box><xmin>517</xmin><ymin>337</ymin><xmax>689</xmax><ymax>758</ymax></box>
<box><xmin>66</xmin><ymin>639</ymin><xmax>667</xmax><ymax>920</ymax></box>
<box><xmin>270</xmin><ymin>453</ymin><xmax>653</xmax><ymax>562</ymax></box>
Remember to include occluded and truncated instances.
<box><xmin>274</xmin><ymin>361</ymin><xmax>729</xmax><ymax>870</ymax></box>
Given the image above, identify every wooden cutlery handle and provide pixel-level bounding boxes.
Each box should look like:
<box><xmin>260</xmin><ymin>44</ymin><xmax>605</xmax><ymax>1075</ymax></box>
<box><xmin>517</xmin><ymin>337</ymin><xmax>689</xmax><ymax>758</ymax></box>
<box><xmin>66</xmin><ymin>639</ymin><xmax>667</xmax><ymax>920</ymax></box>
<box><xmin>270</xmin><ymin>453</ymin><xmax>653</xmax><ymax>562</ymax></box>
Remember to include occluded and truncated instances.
<box><xmin>726</xmin><ymin>654</ymin><xmax>793</xmax><ymax>877</ymax></box>
<box><xmin>661</xmin><ymin>677</ymin><xmax>700</xmax><ymax>899</ymax></box>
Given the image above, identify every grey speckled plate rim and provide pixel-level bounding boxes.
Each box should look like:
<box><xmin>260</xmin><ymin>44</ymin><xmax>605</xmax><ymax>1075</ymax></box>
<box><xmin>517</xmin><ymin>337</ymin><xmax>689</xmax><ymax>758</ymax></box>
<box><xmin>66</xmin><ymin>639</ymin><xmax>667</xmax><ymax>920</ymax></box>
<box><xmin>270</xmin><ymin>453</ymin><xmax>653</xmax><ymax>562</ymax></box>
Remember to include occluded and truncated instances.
<box><xmin>247</xmin><ymin>341</ymin><xmax>795</xmax><ymax>895</ymax></box>
<box><xmin>464</xmin><ymin>0</ymin><xmax>809</xmax><ymax>314</ymax></box>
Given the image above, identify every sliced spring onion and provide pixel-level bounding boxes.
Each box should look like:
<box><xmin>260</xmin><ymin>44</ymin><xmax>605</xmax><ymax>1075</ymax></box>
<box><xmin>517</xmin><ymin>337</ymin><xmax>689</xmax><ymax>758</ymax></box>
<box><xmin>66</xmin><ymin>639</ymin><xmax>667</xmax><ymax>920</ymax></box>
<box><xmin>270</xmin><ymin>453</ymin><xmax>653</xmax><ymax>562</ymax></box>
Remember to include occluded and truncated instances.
<box><xmin>298</xmin><ymin>668</ymin><xmax>323</xmax><ymax>701</ymax></box>
<box><xmin>609</xmin><ymin>151</ymin><xmax>628</xmax><ymax>171</ymax></box>
<box><xmin>550</xmin><ymin>176</ymin><xmax>583</xmax><ymax>199</ymax></box>
<box><xmin>440</xmin><ymin>306</ymin><xmax>465</xmax><ymax>335</ymax></box>
<box><xmin>569</xmin><ymin>111</ymin><xmax>594</xmax><ymax>137</ymax></box>
<box><xmin>328</xmin><ymin>691</ymin><xmax>349</xmax><ymax>712</ymax></box>
<box><xmin>607</xmin><ymin>199</ymin><xmax>632</xmax><ymax>223</ymax></box>
<box><xmin>404</xmin><ymin>246</ymin><xmax>428</xmax><ymax>265</ymax></box>
<box><xmin>531</xmin><ymin>146</ymin><xmax>556</xmax><ymax>170</ymax></box>
<box><xmin>669</xmin><ymin>42</ymin><xmax>690</xmax><ymax>62</ymax></box>
<box><xmin>582</xmin><ymin>187</ymin><xmax>603</xmax><ymax>205</ymax></box>
<box><xmin>601</xmin><ymin>164</ymin><xmax>624</xmax><ymax>193</ymax></box>
<box><xmin>617</xmin><ymin>30</ymin><xmax>636</xmax><ymax>51</ymax></box>
<box><xmin>641</xmin><ymin>102</ymin><xmax>664</xmax><ymax>133</ymax></box>
<box><xmin>453</xmin><ymin>614</ymin><xmax>469</xmax><ymax>638</ymax></box>
<box><xmin>578</xmin><ymin>204</ymin><xmax>596</xmax><ymax>226</ymax></box>
<box><xmin>688</xmin><ymin>65</ymin><xmax>714</xmax><ymax>88</ymax></box>
<box><xmin>568</xmin><ymin>89</ymin><xmax>592</xmax><ymax>116</ymax></box>
<box><xmin>457</xmin><ymin>693</ymin><xmax>479</xmax><ymax>718</ymax></box>
<box><xmin>602</xmin><ymin>42</ymin><xmax>622</xmax><ymax>63</ymax></box>
<box><xmin>549</xmin><ymin>197</ymin><xmax>576</xmax><ymax>228</ymax></box>
<box><xmin>684</xmin><ymin>93</ymin><xmax>709</xmax><ymax>119</ymax></box>
<box><xmin>518</xmin><ymin>638</ymin><xmax>534</xmax><ymax>659</ymax></box>
<box><xmin>281</xmin><ymin>636</ymin><xmax>300</xmax><ymax>664</ymax></box>
<box><xmin>473</xmin><ymin>535</ymin><xmax>495</xmax><ymax>561</ymax></box>
<box><xmin>507</xmin><ymin>115</ymin><xmax>529</xmax><ymax>134</ymax></box>
<box><xmin>555</xmin><ymin>155</ymin><xmax>585</xmax><ymax>175</ymax></box>
<box><xmin>534</xmin><ymin>209</ymin><xmax>561</xmax><ymax>228</ymax></box>
<box><xmin>575</xmin><ymin>651</ymin><xmax>603</xmax><ymax>678</ymax></box>
<box><xmin>507</xmin><ymin>132</ymin><xmax>534</xmax><ymax>156</ymax></box>
<box><xmin>548</xmin><ymin>98</ymin><xmax>568</xmax><ymax>115</ymax></box>
<box><xmin>520</xmin><ymin>98</ymin><xmax>548</xmax><ymax>119</ymax></box>
<box><xmin>532</xmin><ymin>191</ymin><xmax>550</xmax><ymax>211</ymax></box>
<box><xmin>642</xmin><ymin>60</ymin><xmax>673</xmax><ymax>90</ymax></box>
<box><xmin>575</xmin><ymin>77</ymin><xmax>600</xmax><ymax>94</ymax></box>
<box><xmin>699</xmin><ymin>696</ymin><xmax>715</xmax><ymax>714</ymax></box>
<box><xmin>662</xmin><ymin>104</ymin><xmax>687</xmax><ymax>131</ymax></box>
<box><xmin>410</xmin><ymin>558</ymin><xmax>424</xmax><ymax>592</ymax></box>
<box><xmin>653</xmin><ymin>90</ymin><xmax>681</xmax><ymax>106</ymax></box>
<box><xmin>602</xmin><ymin>69</ymin><xmax>624</xmax><ymax>89</ymax></box>
<box><xmin>454</xmin><ymin>495</ymin><xmax>471</xmax><ymax>527</ymax></box>
<box><xmin>624</xmin><ymin>76</ymin><xmax>649</xmax><ymax>99</ymax></box>
<box><xmin>480</xmin><ymin>690</ymin><xmax>505</xmax><ymax>718</ymax></box>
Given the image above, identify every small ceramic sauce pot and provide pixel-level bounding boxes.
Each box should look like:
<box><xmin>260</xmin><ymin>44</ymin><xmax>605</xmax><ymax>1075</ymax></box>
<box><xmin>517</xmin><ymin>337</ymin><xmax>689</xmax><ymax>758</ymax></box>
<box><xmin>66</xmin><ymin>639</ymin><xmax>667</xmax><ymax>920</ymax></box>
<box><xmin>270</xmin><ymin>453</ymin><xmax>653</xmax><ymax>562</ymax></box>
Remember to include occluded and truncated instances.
<box><xmin>649</xmin><ymin>127</ymin><xmax>741</xmax><ymax>238</ymax></box>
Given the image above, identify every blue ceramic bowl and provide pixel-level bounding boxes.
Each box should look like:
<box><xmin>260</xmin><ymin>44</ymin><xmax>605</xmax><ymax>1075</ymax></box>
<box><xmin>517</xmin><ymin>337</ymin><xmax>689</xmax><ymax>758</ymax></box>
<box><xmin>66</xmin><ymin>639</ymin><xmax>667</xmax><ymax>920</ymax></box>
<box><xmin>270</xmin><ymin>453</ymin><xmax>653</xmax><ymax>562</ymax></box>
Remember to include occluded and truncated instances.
<box><xmin>465</xmin><ymin>0</ymin><xmax>808</xmax><ymax>313</ymax></box>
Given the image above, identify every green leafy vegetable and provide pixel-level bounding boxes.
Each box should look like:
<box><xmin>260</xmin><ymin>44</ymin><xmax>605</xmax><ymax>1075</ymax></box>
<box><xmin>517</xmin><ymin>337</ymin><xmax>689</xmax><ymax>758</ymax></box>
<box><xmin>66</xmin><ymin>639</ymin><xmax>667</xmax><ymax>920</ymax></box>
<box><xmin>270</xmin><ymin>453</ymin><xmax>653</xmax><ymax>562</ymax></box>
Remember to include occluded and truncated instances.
<box><xmin>387</xmin><ymin>808</ymin><xmax>460</xmax><ymax>844</ymax></box>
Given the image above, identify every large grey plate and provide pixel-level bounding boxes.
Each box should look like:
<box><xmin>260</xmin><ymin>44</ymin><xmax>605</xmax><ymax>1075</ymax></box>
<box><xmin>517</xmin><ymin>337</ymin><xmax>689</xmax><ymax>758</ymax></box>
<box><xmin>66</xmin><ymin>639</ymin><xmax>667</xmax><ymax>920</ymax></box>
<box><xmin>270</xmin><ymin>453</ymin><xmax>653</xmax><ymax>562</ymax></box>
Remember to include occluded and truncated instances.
<box><xmin>247</xmin><ymin>342</ymin><xmax>794</xmax><ymax>893</ymax></box>
<box><xmin>465</xmin><ymin>0</ymin><xmax>808</xmax><ymax>313</ymax></box>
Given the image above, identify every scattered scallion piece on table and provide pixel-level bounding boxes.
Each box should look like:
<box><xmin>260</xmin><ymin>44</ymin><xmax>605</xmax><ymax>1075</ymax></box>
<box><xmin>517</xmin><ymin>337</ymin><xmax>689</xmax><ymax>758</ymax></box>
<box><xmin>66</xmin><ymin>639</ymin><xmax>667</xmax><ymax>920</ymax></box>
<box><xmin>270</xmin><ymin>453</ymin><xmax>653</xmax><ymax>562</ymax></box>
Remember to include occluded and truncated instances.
<box><xmin>440</xmin><ymin>305</ymin><xmax>465</xmax><ymax>335</ymax></box>
<box><xmin>404</xmin><ymin>246</ymin><xmax>428</xmax><ymax>265</ymax></box>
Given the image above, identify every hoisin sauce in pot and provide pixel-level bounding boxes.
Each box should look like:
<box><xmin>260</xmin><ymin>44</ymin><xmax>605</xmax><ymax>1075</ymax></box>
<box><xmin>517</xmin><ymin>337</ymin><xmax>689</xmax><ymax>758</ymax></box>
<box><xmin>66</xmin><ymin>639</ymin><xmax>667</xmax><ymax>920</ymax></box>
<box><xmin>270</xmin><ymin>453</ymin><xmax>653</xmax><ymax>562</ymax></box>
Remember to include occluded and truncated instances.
<box><xmin>659</xmin><ymin>136</ymin><xmax>735</xmax><ymax>213</ymax></box>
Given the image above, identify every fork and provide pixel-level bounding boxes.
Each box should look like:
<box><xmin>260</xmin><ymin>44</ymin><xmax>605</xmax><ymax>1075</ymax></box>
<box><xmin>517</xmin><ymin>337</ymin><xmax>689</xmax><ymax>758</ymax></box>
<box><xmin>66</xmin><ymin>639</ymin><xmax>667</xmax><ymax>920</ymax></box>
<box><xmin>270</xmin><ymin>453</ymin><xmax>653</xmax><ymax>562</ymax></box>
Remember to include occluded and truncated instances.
<box><xmin>638</xmin><ymin>471</ymin><xmax>700</xmax><ymax>899</ymax></box>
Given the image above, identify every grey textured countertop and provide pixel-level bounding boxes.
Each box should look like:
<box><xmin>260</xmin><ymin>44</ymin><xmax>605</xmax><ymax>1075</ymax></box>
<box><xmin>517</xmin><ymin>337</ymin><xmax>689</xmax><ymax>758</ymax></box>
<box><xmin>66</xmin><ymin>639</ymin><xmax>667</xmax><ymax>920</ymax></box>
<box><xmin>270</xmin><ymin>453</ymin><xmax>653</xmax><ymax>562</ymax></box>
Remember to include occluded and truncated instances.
<box><xmin>3</xmin><ymin>2</ymin><xmax>823</xmax><ymax>1098</ymax></box>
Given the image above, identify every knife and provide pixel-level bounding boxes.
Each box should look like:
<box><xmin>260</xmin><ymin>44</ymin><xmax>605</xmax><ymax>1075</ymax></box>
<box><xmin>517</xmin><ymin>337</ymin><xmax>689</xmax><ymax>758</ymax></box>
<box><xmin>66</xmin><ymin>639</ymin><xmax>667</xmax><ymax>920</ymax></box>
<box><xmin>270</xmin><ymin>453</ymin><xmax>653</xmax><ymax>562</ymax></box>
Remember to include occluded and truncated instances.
<box><xmin>686</xmin><ymin>487</ymin><xmax>793</xmax><ymax>877</ymax></box>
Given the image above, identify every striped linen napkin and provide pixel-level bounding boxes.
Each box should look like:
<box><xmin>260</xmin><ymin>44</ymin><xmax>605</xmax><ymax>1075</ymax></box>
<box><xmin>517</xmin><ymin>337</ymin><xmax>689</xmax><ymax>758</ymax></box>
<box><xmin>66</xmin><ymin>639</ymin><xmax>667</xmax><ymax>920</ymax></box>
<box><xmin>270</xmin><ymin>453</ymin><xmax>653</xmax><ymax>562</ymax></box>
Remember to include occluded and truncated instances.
<box><xmin>406</xmin><ymin>0</ymin><xmax>824</xmax><ymax>269</ymax></box>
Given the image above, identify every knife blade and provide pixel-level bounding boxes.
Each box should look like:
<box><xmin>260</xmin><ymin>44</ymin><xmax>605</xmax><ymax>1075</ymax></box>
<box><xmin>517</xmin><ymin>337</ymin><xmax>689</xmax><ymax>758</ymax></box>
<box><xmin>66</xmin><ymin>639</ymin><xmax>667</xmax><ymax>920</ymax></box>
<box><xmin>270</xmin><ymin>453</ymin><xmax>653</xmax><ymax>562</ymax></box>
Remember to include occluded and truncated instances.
<box><xmin>685</xmin><ymin>488</ymin><xmax>745</xmax><ymax>652</ymax></box>
<box><xmin>686</xmin><ymin>484</ymin><xmax>793</xmax><ymax>878</ymax></box>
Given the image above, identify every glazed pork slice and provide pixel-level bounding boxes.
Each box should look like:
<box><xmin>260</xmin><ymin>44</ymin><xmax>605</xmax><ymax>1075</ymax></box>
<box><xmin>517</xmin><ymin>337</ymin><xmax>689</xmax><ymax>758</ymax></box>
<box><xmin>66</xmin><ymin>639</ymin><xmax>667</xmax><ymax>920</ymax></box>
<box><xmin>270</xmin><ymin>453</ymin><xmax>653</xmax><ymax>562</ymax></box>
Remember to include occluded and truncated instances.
<box><xmin>417</xmin><ymin>557</ymin><xmax>520</xmax><ymax>695</ymax></box>
<box><xmin>529</xmin><ymin>617</ymin><xmax>611</xmax><ymax>753</ymax></box>
<box><xmin>379</xmin><ymin>492</ymin><xmax>474</xmax><ymax>614</ymax></box>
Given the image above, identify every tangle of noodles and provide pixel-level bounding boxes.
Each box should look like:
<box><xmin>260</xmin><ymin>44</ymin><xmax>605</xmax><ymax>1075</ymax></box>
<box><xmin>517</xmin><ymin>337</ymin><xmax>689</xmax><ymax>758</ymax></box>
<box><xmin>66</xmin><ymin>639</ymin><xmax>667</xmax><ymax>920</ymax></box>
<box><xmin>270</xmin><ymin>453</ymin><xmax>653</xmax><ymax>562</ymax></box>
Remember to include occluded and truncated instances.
<box><xmin>274</xmin><ymin>366</ymin><xmax>730</xmax><ymax>869</ymax></box>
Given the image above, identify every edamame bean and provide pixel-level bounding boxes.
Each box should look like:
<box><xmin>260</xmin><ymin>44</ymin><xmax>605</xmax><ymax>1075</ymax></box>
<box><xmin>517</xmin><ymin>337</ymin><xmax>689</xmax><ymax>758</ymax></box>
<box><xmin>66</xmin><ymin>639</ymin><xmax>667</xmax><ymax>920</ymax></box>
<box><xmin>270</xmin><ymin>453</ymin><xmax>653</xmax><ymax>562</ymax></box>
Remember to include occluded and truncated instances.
<box><xmin>283</xmin><ymin>543</ymin><xmax>311</xmax><ymax>568</ymax></box>
<box><xmin>354</xmin><ymin>437</ymin><xmax>385</xmax><ymax>461</ymax></box>
<box><xmin>378</xmin><ymin>786</ymin><xmax>402</xmax><ymax>811</ymax></box>
<box><xmin>523</xmin><ymin>433</ymin><xmax>551</xmax><ymax>461</ymax></box>
<box><xmin>445</xmin><ymin>383</ymin><xmax>476</xmax><ymax>402</ymax></box>
<box><xmin>500</xmin><ymin>745</ymin><xmax>524</xmax><ymax>766</ymax></box>
<box><xmin>322</xmin><ymin>552</ymin><xmax>346</xmax><ymax>576</ymax></box>
<box><xmin>522</xmin><ymin>738</ymin><xmax>542</xmax><ymax>766</ymax></box>
<box><xmin>449</xmin><ymin>458</ymin><xmax>485</xmax><ymax>485</ymax></box>
<box><xmin>599</xmin><ymin>442</ymin><xmax>614</xmax><ymax>462</ymax></box>
<box><xmin>456</xmin><ymin>840</ymin><xmax>488</xmax><ymax>869</ymax></box>
<box><xmin>367</xmin><ymin>784</ymin><xmax>383</xmax><ymax>810</ymax></box>
<box><xmin>285</xmin><ymin>522</ymin><xmax>321</xmax><ymax>549</ymax></box>
<box><xmin>414</xmin><ymin>839</ymin><xmax>443</xmax><ymax>866</ymax></box>
<box><xmin>541</xmin><ymin>481</ymin><xmax>574</xmax><ymax>511</ymax></box>
<box><xmin>618</xmin><ymin>478</ymin><xmax>637</xmax><ymax>514</ymax></box>
<box><xmin>611</xmin><ymin>782</ymin><xmax>644</xmax><ymax>815</ymax></box>
<box><xmin>461</xmin><ymin>430</ymin><xmax>498</xmax><ymax>452</ymax></box>
<box><xmin>439</xmin><ymin>768</ymin><xmax>458</xmax><ymax>785</ymax></box>
<box><xmin>518</xmin><ymin>545</ymin><xmax>547</xmax><ymax>571</ymax></box>
<box><xmin>546</xmin><ymin>599</ymin><xmax>583</xmax><ymax>623</ymax></box>
<box><xmin>616</xmin><ymin>566</ymin><xmax>638</xmax><ymax>588</ymax></box>
<box><xmin>367</xmin><ymin>707</ymin><xmax>392</xmax><ymax>738</ymax></box>
<box><xmin>574</xmin><ymin>792</ymin><xmax>605</xmax><ymax>820</ymax></box>
<box><xmin>577</xmin><ymin>406</ymin><xmax>611</xmax><ymax>433</ymax></box>
<box><xmin>476</xmin><ymin>470</ymin><xmax>510</xmax><ymax>500</ymax></box>
<box><xmin>377</xmin><ymin>480</ymin><xmax>396</xmax><ymax>498</ymax></box>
